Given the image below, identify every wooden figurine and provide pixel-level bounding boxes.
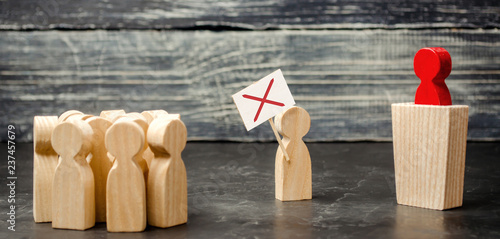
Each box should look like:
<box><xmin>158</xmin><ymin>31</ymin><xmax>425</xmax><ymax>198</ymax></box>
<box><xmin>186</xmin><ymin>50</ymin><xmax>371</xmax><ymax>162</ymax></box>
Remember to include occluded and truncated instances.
<box><xmin>392</xmin><ymin>47</ymin><xmax>469</xmax><ymax>210</ymax></box>
<box><xmin>66</xmin><ymin>114</ymin><xmax>93</xmax><ymax>122</ymax></box>
<box><xmin>99</xmin><ymin>109</ymin><xmax>126</xmax><ymax>122</ymax></box>
<box><xmin>58</xmin><ymin>110</ymin><xmax>84</xmax><ymax>123</ymax></box>
<box><xmin>113</xmin><ymin>113</ymin><xmax>150</xmax><ymax>182</ymax></box>
<box><xmin>141</xmin><ymin>109</ymin><xmax>169</xmax><ymax>124</ymax></box>
<box><xmin>60</xmin><ymin>113</ymin><xmax>94</xmax><ymax>163</ymax></box>
<box><xmin>141</xmin><ymin>111</ymin><xmax>156</xmax><ymax>168</ymax></box>
<box><xmin>147</xmin><ymin>117</ymin><xmax>188</xmax><ymax>228</ymax></box>
<box><xmin>141</xmin><ymin>111</ymin><xmax>155</xmax><ymax>124</ymax></box>
<box><xmin>141</xmin><ymin>110</ymin><xmax>181</xmax><ymax>167</ymax></box>
<box><xmin>414</xmin><ymin>47</ymin><xmax>452</xmax><ymax>106</ymax></box>
<box><xmin>141</xmin><ymin>110</ymin><xmax>168</xmax><ymax>167</ymax></box>
<box><xmin>105</xmin><ymin>119</ymin><xmax>147</xmax><ymax>232</ymax></box>
<box><xmin>33</xmin><ymin>116</ymin><xmax>59</xmax><ymax>223</ymax></box>
<box><xmin>85</xmin><ymin>116</ymin><xmax>113</xmax><ymax>222</ymax></box>
<box><xmin>51</xmin><ymin>119</ymin><xmax>95</xmax><ymax>230</ymax></box>
<box><xmin>274</xmin><ymin>106</ymin><xmax>312</xmax><ymax>201</ymax></box>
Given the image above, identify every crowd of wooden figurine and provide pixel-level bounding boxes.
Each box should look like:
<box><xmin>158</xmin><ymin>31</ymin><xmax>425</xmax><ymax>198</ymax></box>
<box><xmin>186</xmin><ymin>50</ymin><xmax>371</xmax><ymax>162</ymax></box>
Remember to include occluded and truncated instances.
<box><xmin>33</xmin><ymin>109</ymin><xmax>187</xmax><ymax>232</ymax></box>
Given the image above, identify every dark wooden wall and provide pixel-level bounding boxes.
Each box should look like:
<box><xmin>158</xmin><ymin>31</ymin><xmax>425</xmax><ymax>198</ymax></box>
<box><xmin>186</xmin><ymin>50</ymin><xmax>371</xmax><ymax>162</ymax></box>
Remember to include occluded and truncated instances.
<box><xmin>1</xmin><ymin>0</ymin><xmax>499</xmax><ymax>142</ymax></box>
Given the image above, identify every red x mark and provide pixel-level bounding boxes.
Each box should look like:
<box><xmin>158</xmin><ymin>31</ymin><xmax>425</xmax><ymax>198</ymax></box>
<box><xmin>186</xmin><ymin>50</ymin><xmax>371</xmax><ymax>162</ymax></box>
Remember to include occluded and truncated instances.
<box><xmin>243</xmin><ymin>78</ymin><xmax>285</xmax><ymax>122</ymax></box>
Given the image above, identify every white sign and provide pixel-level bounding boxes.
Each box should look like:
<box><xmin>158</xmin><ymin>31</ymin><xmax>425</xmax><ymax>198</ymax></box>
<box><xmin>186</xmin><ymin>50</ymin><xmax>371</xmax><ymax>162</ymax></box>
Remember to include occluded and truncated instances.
<box><xmin>232</xmin><ymin>69</ymin><xmax>295</xmax><ymax>131</ymax></box>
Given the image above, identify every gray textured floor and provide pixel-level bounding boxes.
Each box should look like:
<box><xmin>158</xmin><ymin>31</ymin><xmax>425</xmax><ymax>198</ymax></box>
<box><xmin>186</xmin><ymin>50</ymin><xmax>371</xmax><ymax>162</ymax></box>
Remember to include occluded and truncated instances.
<box><xmin>1</xmin><ymin>142</ymin><xmax>499</xmax><ymax>238</ymax></box>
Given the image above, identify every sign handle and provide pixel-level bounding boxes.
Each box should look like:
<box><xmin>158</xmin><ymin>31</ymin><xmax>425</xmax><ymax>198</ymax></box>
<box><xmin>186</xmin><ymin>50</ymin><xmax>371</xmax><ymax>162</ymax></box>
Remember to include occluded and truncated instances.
<box><xmin>269</xmin><ymin>118</ymin><xmax>290</xmax><ymax>162</ymax></box>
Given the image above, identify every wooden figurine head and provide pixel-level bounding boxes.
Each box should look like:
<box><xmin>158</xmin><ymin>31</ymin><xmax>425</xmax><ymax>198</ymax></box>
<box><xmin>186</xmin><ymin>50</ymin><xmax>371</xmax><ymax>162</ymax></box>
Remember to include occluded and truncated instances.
<box><xmin>100</xmin><ymin>109</ymin><xmax>126</xmax><ymax>122</ymax></box>
<box><xmin>58</xmin><ymin>110</ymin><xmax>84</xmax><ymax>123</ymax></box>
<box><xmin>51</xmin><ymin>120</ymin><xmax>93</xmax><ymax>160</ymax></box>
<box><xmin>275</xmin><ymin>106</ymin><xmax>311</xmax><ymax>139</ymax></box>
<box><xmin>105</xmin><ymin>120</ymin><xmax>145</xmax><ymax>164</ymax></box>
<box><xmin>141</xmin><ymin>111</ymin><xmax>155</xmax><ymax>124</ymax></box>
<box><xmin>33</xmin><ymin>116</ymin><xmax>58</xmax><ymax>154</ymax></box>
<box><xmin>115</xmin><ymin>115</ymin><xmax>149</xmax><ymax>152</ymax></box>
<box><xmin>66</xmin><ymin>114</ymin><xmax>93</xmax><ymax>122</ymax></box>
<box><xmin>148</xmin><ymin>118</ymin><xmax>187</xmax><ymax>157</ymax></box>
<box><xmin>141</xmin><ymin>110</ymin><xmax>170</xmax><ymax>124</ymax></box>
<box><xmin>85</xmin><ymin>116</ymin><xmax>113</xmax><ymax>154</ymax></box>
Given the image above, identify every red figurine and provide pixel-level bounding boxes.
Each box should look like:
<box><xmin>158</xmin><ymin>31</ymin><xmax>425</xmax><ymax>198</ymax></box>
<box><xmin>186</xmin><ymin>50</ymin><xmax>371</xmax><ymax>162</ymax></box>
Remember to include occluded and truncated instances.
<box><xmin>414</xmin><ymin>47</ymin><xmax>452</xmax><ymax>105</ymax></box>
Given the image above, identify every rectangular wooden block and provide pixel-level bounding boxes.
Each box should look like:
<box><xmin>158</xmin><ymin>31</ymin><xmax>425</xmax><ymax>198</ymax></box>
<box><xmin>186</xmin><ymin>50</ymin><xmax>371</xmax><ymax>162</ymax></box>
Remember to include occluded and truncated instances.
<box><xmin>392</xmin><ymin>103</ymin><xmax>468</xmax><ymax>210</ymax></box>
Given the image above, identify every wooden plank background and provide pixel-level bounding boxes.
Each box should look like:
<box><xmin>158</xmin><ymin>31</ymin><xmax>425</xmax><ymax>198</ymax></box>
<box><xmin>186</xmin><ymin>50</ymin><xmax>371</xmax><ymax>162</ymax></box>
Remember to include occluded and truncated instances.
<box><xmin>1</xmin><ymin>0</ymin><xmax>499</xmax><ymax>30</ymax></box>
<box><xmin>1</xmin><ymin>1</ymin><xmax>499</xmax><ymax>142</ymax></box>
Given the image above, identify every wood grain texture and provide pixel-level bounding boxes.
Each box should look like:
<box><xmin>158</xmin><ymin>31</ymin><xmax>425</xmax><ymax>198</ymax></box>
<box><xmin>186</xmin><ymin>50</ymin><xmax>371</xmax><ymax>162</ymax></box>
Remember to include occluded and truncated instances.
<box><xmin>147</xmin><ymin>117</ymin><xmax>188</xmax><ymax>228</ymax></box>
<box><xmin>105</xmin><ymin>119</ymin><xmax>147</xmax><ymax>232</ymax></box>
<box><xmin>1</xmin><ymin>29</ymin><xmax>499</xmax><ymax>142</ymax></box>
<box><xmin>51</xmin><ymin>119</ymin><xmax>95</xmax><ymax>230</ymax></box>
<box><xmin>33</xmin><ymin>116</ymin><xmax>58</xmax><ymax>223</ymax></box>
<box><xmin>1</xmin><ymin>0</ymin><xmax>499</xmax><ymax>30</ymax></box>
<box><xmin>392</xmin><ymin>103</ymin><xmax>468</xmax><ymax>210</ymax></box>
<box><xmin>275</xmin><ymin>106</ymin><xmax>312</xmax><ymax>201</ymax></box>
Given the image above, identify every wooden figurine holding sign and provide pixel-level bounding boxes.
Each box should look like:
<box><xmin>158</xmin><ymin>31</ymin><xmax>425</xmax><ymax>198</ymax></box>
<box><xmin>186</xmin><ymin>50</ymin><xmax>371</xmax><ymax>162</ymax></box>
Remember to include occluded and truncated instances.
<box><xmin>33</xmin><ymin>116</ymin><xmax>59</xmax><ymax>223</ymax></box>
<box><xmin>51</xmin><ymin>119</ymin><xmax>95</xmax><ymax>230</ymax></box>
<box><xmin>147</xmin><ymin>117</ymin><xmax>188</xmax><ymax>228</ymax></box>
<box><xmin>392</xmin><ymin>47</ymin><xmax>469</xmax><ymax>210</ymax></box>
<box><xmin>232</xmin><ymin>70</ymin><xmax>295</xmax><ymax>133</ymax></box>
<box><xmin>275</xmin><ymin>106</ymin><xmax>312</xmax><ymax>201</ymax></box>
<box><xmin>233</xmin><ymin>69</ymin><xmax>313</xmax><ymax>201</ymax></box>
<box><xmin>105</xmin><ymin>118</ymin><xmax>147</xmax><ymax>232</ymax></box>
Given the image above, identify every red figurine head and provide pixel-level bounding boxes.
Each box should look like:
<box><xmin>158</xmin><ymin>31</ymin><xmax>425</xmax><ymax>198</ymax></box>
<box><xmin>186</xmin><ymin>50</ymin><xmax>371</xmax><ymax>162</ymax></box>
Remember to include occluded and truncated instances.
<box><xmin>414</xmin><ymin>47</ymin><xmax>452</xmax><ymax>105</ymax></box>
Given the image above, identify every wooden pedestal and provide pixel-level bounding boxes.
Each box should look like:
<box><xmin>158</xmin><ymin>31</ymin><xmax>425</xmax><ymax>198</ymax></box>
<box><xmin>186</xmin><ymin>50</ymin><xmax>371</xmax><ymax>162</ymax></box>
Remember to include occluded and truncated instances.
<box><xmin>391</xmin><ymin>103</ymin><xmax>469</xmax><ymax>210</ymax></box>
